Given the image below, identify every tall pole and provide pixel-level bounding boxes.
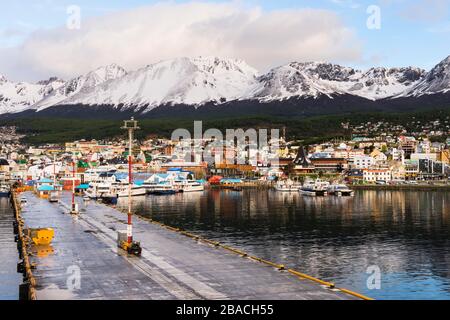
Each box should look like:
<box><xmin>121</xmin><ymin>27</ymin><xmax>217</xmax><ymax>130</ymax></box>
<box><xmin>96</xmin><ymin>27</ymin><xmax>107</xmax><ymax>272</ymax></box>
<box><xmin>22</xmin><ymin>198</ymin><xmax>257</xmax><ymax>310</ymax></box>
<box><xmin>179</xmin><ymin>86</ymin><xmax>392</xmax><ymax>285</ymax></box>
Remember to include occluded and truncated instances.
<box><xmin>72</xmin><ymin>153</ymin><xmax>76</xmax><ymax>212</ymax></box>
<box><xmin>122</xmin><ymin>117</ymin><xmax>139</xmax><ymax>245</ymax></box>
<box><xmin>53</xmin><ymin>153</ymin><xmax>56</xmax><ymax>187</ymax></box>
<box><xmin>128</xmin><ymin>127</ymin><xmax>133</xmax><ymax>244</ymax></box>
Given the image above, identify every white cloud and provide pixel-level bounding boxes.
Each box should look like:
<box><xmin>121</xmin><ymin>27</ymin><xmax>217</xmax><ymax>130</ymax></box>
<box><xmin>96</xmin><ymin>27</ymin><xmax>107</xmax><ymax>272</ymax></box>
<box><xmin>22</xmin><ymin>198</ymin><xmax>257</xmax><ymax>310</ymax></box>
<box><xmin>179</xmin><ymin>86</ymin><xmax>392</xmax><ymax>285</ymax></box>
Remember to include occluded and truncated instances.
<box><xmin>0</xmin><ymin>1</ymin><xmax>362</xmax><ymax>81</ymax></box>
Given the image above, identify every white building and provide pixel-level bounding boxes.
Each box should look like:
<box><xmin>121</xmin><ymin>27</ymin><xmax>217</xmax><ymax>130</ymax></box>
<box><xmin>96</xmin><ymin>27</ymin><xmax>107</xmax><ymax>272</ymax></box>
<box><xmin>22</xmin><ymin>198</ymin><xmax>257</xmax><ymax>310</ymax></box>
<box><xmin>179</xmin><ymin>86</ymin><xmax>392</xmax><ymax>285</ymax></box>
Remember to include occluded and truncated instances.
<box><xmin>363</xmin><ymin>169</ymin><xmax>392</xmax><ymax>182</ymax></box>
<box><xmin>410</xmin><ymin>153</ymin><xmax>438</xmax><ymax>162</ymax></box>
<box><xmin>352</xmin><ymin>156</ymin><xmax>375</xmax><ymax>169</ymax></box>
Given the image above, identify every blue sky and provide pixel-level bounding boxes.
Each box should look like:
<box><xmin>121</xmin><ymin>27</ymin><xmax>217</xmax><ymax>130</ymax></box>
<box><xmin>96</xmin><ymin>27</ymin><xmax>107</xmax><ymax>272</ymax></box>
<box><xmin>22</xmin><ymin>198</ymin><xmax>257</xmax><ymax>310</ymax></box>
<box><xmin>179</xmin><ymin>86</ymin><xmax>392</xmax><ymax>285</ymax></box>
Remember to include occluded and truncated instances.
<box><xmin>1</xmin><ymin>0</ymin><xmax>449</xmax><ymax>80</ymax></box>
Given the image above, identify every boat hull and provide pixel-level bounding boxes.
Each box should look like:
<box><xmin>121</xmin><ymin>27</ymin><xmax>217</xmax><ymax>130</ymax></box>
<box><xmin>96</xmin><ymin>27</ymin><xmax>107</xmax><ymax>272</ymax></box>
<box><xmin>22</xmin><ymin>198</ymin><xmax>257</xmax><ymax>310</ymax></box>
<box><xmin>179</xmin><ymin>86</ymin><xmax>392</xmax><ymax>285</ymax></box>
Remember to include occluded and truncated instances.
<box><xmin>300</xmin><ymin>188</ymin><xmax>328</xmax><ymax>197</ymax></box>
<box><xmin>151</xmin><ymin>190</ymin><xmax>177</xmax><ymax>195</ymax></box>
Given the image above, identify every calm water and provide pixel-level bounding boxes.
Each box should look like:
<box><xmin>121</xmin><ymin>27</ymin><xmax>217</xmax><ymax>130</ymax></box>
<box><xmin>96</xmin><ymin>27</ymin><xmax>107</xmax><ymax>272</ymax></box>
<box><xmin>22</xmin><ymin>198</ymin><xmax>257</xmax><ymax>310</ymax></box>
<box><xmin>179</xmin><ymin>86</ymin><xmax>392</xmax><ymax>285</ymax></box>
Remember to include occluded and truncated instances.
<box><xmin>118</xmin><ymin>189</ymin><xmax>450</xmax><ymax>300</ymax></box>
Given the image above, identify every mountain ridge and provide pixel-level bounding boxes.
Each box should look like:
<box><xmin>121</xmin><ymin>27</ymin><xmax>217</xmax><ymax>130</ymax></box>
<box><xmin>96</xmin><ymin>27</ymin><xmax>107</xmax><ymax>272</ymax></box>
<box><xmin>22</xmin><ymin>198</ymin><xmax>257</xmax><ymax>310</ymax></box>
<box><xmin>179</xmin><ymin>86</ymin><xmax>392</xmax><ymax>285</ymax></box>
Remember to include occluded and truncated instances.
<box><xmin>1</xmin><ymin>55</ymin><xmax>450</xmax><ymax>117</ymax></box>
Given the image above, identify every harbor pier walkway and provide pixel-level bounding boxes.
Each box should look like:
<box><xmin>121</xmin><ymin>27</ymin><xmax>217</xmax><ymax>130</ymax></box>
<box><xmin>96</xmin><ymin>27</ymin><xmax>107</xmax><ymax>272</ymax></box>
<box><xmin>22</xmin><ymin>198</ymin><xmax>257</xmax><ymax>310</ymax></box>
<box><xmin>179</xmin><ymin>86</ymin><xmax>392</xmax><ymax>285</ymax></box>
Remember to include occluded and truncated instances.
<box><xmin>19</xmin><ymin>192</ymin><xmax>359</xmax><ymax>300</ymax></box>
<box><xmin>0</xmin><ymin>197</ymin><xmax>21</xmax><ymax>299</ymax></box>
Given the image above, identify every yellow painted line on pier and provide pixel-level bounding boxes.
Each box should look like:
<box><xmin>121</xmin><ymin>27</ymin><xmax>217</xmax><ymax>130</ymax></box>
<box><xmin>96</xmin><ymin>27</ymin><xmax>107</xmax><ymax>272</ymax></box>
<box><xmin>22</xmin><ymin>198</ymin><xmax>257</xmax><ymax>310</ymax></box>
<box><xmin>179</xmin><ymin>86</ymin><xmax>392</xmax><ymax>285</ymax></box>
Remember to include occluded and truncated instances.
<box><xmin>288</xmin><ymin>269</ymin><xmax>335</xmax><ymax>288</ymax></box>
<box><xmin>338</xmin><ymin>288</ymin><xmax>374</xmax><ymax>301</ymax></box>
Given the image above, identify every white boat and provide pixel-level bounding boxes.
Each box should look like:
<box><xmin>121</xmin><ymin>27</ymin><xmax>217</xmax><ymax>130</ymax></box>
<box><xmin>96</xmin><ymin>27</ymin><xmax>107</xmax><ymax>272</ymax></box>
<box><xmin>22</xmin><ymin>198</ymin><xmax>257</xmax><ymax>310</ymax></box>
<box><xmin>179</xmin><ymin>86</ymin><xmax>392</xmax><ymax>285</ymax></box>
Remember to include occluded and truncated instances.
<box><xmin>274</xmin><ymin>180</ymin><xmax>301</xmax><ymax>192</ymax></box>
<box><xmin>85</xmin><ymin>182</ymin><xmax>114</xmax><ymax>199</ymax></box>
<box><xmin>83</xmin><ymin>167</ymin><xmax>117</xmax><ymax>183</ymax></box>
<box><xmin>150</xmin><ymin>183</ymin><xmax>177</xmax><ymax>195</ymax></box>
<box><xmin>112</xmin><ymin>181</ymin><xmax>147</xmax><ymax>198</ymax></box>
<box><xmin>142</xmin><ymin>181</ymin><xmax>160</xmax><ymax>193</ymax></box>
<box><xmin>300</xmin><ymin>179</ymin><xmax>329</xmax><ymax>196</ymax></box>
<box><xmin>173</xmin><ymin>180</ymin><xmax>204</xmax><ymax>192</ymax></box>
<box><xmin>327</xmin><ymin>184</ymin><xmax>354</xmax><ymax>196</ymax></box>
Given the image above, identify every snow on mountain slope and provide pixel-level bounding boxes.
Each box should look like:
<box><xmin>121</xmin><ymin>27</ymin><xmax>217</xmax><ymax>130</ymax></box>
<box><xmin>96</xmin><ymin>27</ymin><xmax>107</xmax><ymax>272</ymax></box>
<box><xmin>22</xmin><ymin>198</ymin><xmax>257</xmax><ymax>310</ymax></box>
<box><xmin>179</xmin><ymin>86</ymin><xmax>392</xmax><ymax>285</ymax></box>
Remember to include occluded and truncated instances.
<box><xmin>0</xmin><ymin>75</ymin><xmax>64</xmax><ymax>114</ymax></box>
<box><xmin>2</xmin><ymin>56</ymin><xmax>450</xmax><ymax>115</ymax></box>
<box><xmin>348</xmin><ymin>67</ymin><xmax>425</xmax><ymax>100</ymax></box>
<box><xmin>32</xmin><ymin>64</ymin><xmax>127</xmax><ymax>111</ymax></box>
<box><xmin>405</xmin><ymin>55</ymin><xmax>450</xmax><ymax>96</ymax></box>
<box><xmin>244</xmin><ymin>62</ymin><xmax>425</xmax><ymax>101</ymax></box>
<box><xmin>61</xmin><ymin>57</ymin><xmax>258</xmax><ymax>111</ymax></box>
<box><xmin>243</xmin><ymin>62</ymin><xmax>356</xmax><ymax>101</ymax></box>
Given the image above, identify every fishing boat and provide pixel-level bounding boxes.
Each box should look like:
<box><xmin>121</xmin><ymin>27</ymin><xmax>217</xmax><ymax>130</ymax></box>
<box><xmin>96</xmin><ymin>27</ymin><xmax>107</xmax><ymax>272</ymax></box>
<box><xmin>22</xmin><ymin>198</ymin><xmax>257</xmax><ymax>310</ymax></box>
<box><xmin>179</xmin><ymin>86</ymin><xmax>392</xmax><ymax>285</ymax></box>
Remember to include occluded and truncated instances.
<box><xmin>142</xmin><ymin>180</ymin><xmax>160</xmax><ymax>194</ymax></box>
<box><xmin>149</xmin><ymin>183</ymin><xmax>177</xmax><ymax>195</ymax></box>
<box><xmin>274</xmin><ymin>180</ymin><xmax>301</xmax><ymax>192</ymax></box>
<box><xmin>173</xmin><ymin>180</ymin><xmax>205</xmax><ymax>192</ymax></box>
<box><xmin>327</xmin><ymin>184</ymin><xmax>354</xmax><ymax>196</ymax></box>
<box><xmin>113</xmin><ymin>181</ymin><xmax>147</xmax><ymax>198</ymax></box>
<box><xmin>85</xmin><ymin>182</ymin><xmax>114</xmax><ymax>199</ymax></box>
<box><xmin>300</xmin><ymin>179</ymin><xmax>329</xmax><ymax>197</ymax></box>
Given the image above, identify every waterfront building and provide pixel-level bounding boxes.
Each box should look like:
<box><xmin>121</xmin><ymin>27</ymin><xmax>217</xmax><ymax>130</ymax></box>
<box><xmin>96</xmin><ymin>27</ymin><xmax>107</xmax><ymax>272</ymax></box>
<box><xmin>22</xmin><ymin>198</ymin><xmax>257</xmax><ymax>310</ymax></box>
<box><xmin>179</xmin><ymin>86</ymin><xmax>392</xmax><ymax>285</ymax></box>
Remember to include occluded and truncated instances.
<box><xmin>310</xmin><ymin>158</ymin><xmax>347</xmax><ymax>172</ymax></box>
<box><xmin>363</xmin><ymin>168</ymin><xmax>392</xmax><ymax>183</ymax></box>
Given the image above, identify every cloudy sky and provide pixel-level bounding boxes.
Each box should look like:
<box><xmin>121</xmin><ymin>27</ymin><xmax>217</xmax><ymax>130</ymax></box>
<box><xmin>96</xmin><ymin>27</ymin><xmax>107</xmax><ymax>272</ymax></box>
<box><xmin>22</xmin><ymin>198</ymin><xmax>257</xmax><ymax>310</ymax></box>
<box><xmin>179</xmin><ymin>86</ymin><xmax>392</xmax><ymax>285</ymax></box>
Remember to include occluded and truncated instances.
<box><xmin>1</xmin><ymin>0</ymin><xmax>449</xmax><ymax>81</ymax></box>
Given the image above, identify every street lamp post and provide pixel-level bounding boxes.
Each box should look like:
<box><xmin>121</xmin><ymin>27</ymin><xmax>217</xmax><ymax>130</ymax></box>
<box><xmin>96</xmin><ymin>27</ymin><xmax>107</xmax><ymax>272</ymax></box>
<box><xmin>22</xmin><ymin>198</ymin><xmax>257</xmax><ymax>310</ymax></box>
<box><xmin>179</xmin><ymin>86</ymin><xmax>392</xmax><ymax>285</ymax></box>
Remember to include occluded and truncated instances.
<box><xmin>121</xmin><ymin>117</ymin><xmax>140</xmax><ymax>244</ymax></box>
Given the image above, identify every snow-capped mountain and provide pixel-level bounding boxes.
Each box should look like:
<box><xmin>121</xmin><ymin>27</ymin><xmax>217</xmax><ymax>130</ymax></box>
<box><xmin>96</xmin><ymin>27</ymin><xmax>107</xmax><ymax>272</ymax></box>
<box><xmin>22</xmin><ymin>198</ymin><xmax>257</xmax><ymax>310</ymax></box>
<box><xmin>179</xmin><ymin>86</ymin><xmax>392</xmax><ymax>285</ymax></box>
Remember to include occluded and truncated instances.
<box><xmin>61</xmin><ymin>57</ymin><xmax>258</xmax><ymax>111</ymax></box>
<box><xmin>245</xmin><ymin>62</ymin><xmax>426</xmax><ymax>101</ymax></box>
<box><xmin>0</xmin><ymin>75</ymin><xmax>64</xmax><ymax>114</ymax></box>
<box><xmin>405</xmin><ymin>56</ymin><xmax>450</xmax><ymax>96</ymax></box>
<box><xmin>244</xmin><ymin>62</ymin><xmax>355</xmax><ymax>101</ymax></box>
<box><xmin>32</xmin><ymin>63</ymin><xmax>127</xmax><ymax>111</ymax></box>
<box><xmin>1</xmin><ymin>55</ymin><xmax>450</xmax><ymax>116</ymax></box>
<box><xmin>348</xmin><ymin>67</ymin><xmax>425</xmax><ymax>99</ymax></box>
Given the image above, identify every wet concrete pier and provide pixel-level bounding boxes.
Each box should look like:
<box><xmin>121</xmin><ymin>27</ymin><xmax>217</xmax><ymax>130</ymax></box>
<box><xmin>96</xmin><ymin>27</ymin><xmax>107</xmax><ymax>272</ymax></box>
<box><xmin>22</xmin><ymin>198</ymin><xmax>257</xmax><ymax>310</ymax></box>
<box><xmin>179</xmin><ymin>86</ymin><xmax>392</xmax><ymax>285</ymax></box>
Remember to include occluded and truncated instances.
<box><xmin>0</xmin><ymin>197</ymin><xmax>21</xmax><ymax>300</ymax></box>
<box><xmin>19</xmin><ymin>192</ymin><xmax>359</xmax><ymax>300</ymax></box>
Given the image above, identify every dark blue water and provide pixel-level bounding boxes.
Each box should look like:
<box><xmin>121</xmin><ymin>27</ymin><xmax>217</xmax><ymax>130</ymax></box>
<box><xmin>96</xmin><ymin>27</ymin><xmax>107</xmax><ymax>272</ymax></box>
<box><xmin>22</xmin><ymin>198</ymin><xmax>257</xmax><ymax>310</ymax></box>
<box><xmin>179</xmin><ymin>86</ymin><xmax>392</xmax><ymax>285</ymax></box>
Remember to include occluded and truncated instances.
<box><xmin>121</xmin><ymin>189</ymin><xmax>450</xmax><ymax>300</ymax></box>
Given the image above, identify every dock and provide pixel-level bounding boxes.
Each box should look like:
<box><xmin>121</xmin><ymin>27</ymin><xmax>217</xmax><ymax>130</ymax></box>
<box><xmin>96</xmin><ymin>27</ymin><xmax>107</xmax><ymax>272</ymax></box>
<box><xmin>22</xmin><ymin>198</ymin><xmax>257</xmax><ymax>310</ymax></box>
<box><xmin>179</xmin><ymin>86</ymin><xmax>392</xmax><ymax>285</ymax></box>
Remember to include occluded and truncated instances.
<box><xmin>17</xmin><ymin>191</ymin><xmax>363</xmax><ymax>300</ymax></box>
<box><xmin>0</xmin><ymin>197</ymin><xmax>21</xmax><ymax>300</ymax></box>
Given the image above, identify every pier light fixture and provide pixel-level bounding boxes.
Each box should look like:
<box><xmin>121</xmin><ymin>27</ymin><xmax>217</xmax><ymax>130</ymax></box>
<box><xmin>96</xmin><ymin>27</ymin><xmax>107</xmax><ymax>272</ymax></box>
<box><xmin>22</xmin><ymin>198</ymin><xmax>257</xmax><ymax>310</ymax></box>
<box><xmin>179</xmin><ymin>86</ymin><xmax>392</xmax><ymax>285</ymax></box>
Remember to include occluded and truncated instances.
<box><xmin>121</xmin><ymin>117</ymin><xmax>140</xmax><ymax>130</ymax></box>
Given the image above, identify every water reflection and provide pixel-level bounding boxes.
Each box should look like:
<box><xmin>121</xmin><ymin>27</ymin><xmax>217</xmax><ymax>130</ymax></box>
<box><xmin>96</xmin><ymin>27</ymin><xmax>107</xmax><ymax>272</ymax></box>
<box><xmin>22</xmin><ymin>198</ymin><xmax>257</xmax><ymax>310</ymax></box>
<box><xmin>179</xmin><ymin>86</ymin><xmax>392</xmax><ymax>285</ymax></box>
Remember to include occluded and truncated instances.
<box><xmin>117</xmin><ymin>190</ymin><xmax>450</xmax><ymax>299</ymax></box>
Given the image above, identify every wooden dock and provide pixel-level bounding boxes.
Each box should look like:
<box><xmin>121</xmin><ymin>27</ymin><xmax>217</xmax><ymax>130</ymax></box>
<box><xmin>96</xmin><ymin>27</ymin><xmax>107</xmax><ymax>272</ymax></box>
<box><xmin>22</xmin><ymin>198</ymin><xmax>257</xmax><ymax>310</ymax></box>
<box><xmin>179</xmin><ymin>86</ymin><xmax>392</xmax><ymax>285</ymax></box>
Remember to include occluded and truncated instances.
<box><xmin>17</xmin><ymin>192</ymin><xmax>364</xmax><ymax>300</ymax></box>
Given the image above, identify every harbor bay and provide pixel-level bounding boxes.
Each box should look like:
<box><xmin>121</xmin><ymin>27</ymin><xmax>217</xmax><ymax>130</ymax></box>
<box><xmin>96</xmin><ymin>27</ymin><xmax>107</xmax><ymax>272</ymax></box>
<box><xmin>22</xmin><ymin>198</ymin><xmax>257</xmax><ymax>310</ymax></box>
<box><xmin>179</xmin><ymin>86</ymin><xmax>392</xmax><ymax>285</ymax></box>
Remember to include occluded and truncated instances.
<box><xmin>116</xmin><ymin>189</ymin><xmax>450</xmax><ymax>300</ymax></box>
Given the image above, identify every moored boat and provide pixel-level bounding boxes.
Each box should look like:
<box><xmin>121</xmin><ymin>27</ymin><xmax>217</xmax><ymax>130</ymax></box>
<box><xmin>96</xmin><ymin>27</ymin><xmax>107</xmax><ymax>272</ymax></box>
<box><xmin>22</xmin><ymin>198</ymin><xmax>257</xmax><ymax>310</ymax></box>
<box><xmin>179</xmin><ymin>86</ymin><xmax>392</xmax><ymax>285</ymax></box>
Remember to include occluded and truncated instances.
<box><xmin>174</xmin><ymin>180</ymin><xmax>205</xmax><ymax>192</ymax></box>
<box><xmin>327</xmin><ymin>184</ymin><xmax>354</xmax><ymax>196</ymax></box>
<box><xmin>274</xmin><ymin>179</ymin><xmax>301</xmax><ymax>192</ymax></box>
<box><xmin>149</xmin><ymin>183</ymin><xmax>177</xmax><ymax>195</ymax></box>
<box><xmin>300</xmin><ymin>179</ymin><xmax>329</xmax><ymax>197</ymax></box>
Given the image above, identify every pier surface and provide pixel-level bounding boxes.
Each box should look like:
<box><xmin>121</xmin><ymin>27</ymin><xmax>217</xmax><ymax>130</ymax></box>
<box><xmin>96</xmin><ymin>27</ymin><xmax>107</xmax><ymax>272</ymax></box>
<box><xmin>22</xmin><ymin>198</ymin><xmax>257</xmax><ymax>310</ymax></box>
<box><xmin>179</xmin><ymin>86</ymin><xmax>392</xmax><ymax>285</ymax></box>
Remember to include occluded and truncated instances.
<box><xmin>0</xmin><ymin>197</ymin><xmax>21</xmax><ymax>300</ymax></box>
<box><xmin>19</xmin><ymin>192</ymin><xmax>356</xmax><ymax>300</ymax></box>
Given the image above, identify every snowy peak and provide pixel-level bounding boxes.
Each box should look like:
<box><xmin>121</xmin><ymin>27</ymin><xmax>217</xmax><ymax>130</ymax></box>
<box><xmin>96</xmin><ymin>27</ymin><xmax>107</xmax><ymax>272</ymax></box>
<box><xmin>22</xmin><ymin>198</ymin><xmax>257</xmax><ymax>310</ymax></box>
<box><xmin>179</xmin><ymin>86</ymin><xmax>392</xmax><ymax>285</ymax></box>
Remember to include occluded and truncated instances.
<box><xmin>247</xmin><ymin>62</ymin><xmax>424</xmax><ymax>101</ymax></box>
<box><xmin>32</xmin><ymin>63</ymin><xmax>127</xmax><ymax>110</ymax></box>
<box><xmin>348</xmin><ymin>67</ymin><xmax>426</xmax><ymax>100</ymax></box>
<box><xmin>0</xmin><ymin>75</ymin><xmax>58</xmax><ymax>114</ymax></box>
<box><xmin>245</xmin><ymin>62</ymin><xmax>354</xmax><ymax>100</ymax></box>
<box><xmin>408</xmin><ymin>55</ymin><xmax>450</xmax><ymax>96</ymax></box>
<box><xmin>63</xmin><ymin>57</ymin><xmax>258</xmax><ymax>110</ymax></box>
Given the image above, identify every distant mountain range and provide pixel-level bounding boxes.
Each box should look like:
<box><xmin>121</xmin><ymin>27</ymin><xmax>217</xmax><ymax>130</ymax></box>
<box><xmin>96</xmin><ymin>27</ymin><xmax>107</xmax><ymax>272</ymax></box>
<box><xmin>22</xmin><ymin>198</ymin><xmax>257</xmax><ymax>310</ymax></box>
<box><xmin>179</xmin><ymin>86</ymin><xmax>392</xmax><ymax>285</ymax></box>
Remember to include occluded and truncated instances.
<box><xmin>2</xmin><ymin>55</ymin><xmax>450</xmax><ymax>119</ymax></box>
